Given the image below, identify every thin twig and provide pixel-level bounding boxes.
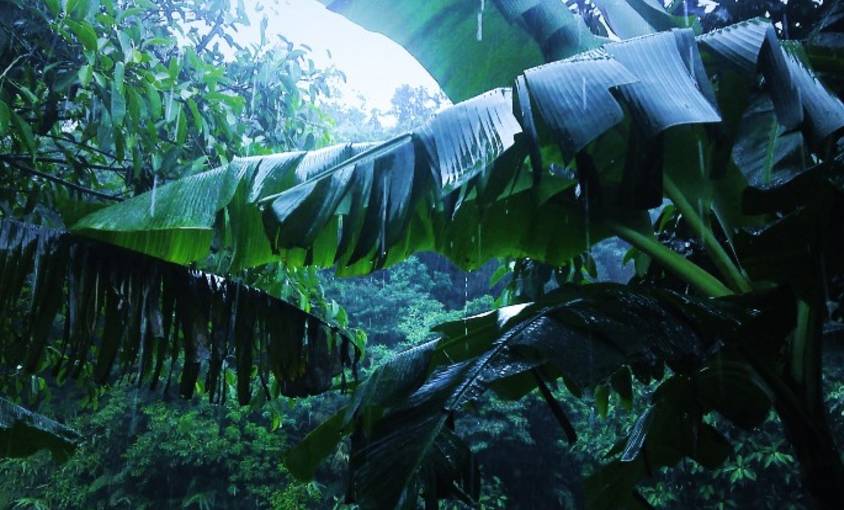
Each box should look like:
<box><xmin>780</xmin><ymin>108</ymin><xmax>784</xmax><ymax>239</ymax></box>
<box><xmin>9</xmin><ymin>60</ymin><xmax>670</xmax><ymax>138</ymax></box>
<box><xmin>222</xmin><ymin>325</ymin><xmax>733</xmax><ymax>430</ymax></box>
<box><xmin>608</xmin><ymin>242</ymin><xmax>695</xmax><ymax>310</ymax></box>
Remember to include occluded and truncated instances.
<box><xmin>196</xmin><ymin>16</ymin><xmax>224</xmax><ymax>54</ymax></box>
<box><xmin>0</xmin><ymin>52</ymin><xmax>32</xmax><ymax>83</ymax></box>
<box><xmin>42</xmin><ymin>134</ymin><xmax>120</xmax><ymax>161</ymax></box>
<box><xmin>0</xmin><ymin>154</ymin><xmax>129</xmax><ymax>173</ymax></box>
<box><xmin>3</xmin><ymin>160</ymin><xmax>123</xmax><ymax>201</ymax></box>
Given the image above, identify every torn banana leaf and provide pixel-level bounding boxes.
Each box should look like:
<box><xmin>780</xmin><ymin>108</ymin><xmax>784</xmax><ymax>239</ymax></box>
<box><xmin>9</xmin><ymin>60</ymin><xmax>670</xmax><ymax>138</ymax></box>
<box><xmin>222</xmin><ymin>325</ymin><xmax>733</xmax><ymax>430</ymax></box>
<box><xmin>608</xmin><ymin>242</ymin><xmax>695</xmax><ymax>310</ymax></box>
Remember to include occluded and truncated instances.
<box><xmin>288</xmin><ymin>283</ymin><xmax>790</xmax><ymax>509</ymax></box>
<box><xmin>71</xmin><ymin>19</ymin><xmax>844</xmax><ymax>281</ymax></box>
<box><xmin>0</xmin><ymin>219</ymin><xmax>358</xmax><ymax>404</ymax></box>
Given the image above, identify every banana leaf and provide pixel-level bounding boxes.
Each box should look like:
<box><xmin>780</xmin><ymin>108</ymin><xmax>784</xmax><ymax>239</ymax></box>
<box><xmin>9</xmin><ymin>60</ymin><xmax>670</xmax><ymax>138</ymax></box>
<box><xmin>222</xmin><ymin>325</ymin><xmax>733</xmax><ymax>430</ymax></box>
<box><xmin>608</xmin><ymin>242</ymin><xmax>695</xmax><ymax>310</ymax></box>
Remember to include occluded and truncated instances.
<box><xmin>71</xmin><ymin>19</ymin><xmax>844</xmax><ymax>284</ymax></box>
<box><xmin>321</xmin><ymin>0</ymin><xmax>600</xmax><ymax>102</ymax></box>
<box><xmin>0</xmin><ymin>219</ymin><xmax>358</xmax><ymax>404</ymax></box>
<box><xmin>287</xmin><ymin>283</ymin><xmax>793</xmax><ymax>509</ymax></box>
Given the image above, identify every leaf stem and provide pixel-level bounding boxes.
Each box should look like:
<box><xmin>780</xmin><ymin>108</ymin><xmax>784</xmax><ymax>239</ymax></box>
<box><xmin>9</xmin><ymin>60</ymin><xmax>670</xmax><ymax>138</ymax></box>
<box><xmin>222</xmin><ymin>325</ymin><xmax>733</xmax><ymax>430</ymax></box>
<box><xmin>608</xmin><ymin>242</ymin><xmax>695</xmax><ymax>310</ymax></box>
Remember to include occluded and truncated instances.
<box><xmin>607</xmin><ymin>221</ymin><xmax>732</xmax><ymax>298</ymax></box>
<box><xmin>662</xmin><ymin>175</ymin><xmax>752</xmax><ymax>293</ymax></box>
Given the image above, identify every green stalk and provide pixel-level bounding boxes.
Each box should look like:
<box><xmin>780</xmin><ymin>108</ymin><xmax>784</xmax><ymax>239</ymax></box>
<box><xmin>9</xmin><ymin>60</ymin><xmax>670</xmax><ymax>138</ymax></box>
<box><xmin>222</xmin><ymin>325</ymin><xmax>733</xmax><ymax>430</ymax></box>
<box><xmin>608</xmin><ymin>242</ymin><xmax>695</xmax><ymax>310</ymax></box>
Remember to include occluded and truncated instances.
<box><xmin>662</xmin><ymin>175</ymin><xmax>752</xmax><ymax>294</ymax></box>
<box><xmin>792</xmin><ymin>298</ymin><xmax>823</xmax><ymax>413</ymax></box>
<box><xmin>607</xmin><ymin>221</ymin><xmax>732</xmax><ymax>298</ymax></box>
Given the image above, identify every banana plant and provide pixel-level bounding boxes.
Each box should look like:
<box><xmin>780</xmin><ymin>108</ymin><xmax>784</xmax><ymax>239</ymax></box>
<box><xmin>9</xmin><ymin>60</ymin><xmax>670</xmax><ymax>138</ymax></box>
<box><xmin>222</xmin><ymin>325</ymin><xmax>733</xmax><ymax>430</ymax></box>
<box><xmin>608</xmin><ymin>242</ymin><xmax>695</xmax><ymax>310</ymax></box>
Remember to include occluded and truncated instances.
<box><xmin>285</xmin><ymin>282</ymin><xmax>798</xmax><ymax>509</ymax></box>
<box><xmin>262</xmin><ymin>1</ymin><xmax>843</xmax><ymax>508</ymax></box>
<box><xmin>0</xmin><ymin>219</ymin><xmax>359</xmax><ymax>405</ymax></box>
<box><xmin>53</xmin><ymin>1</ymin><xmax>844</xmax><ymax>506</ymax></box>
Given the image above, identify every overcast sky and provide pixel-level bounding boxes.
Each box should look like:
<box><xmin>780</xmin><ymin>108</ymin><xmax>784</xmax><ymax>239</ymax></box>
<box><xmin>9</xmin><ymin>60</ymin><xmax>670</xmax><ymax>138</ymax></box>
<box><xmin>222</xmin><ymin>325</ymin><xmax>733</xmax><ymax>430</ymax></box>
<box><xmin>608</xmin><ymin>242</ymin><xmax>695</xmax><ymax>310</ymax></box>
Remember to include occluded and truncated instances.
<box><xmin>238</xmin><ymin>0</ymin><xmax>440</xmax><ymax>110</ymax></box>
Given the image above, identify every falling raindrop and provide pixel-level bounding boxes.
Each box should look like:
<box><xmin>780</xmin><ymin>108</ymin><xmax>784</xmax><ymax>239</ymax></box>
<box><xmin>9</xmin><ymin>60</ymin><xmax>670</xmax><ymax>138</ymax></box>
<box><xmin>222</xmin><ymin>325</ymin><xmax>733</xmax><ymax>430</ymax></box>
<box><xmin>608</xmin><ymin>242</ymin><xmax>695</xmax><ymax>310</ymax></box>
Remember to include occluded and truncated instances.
<box><xmin>689</xmin><ymin>46</ymin><xmax>695</xmax><ymax>82</ymax></box>
<box><xmin>150</xmin><ymin>174</ymin><xmax>158</xmax><ymax>217</ymax></box>
<box><xmin>783</xmin><ymin>12</ymin><xmax>789</xmax><ymax>40</ymax></box>
<box><xmin>581</xmin><ymin>77</ymin><xmax>587</xmax><ymax>110</ymax></box>
<box><xmin>463</xmin><ymin>274</ymin><xmax>469</xmax><ymax>335</ymax></box>
<box><xmin>820</xmin><ymin>256</ymin><xmax>833</xmax><ymax>316</ymax></box>
<box><xmin>165</xmin><ymin>88</ymin><xmax>174</xmax><ymax>121</ymax></box>
<box><xmin>477</xmin><ymin>224</ymin><xmax>482</xmax><ymax>263</ymax></box>
<box><xmin>476</xmin><ymin>0</ymin><xmax>485</xmax><ymax>42</ymax></box>
<box><xmin>250</xmin><ymin>71</ymin><xmax>258</xmax><ymax>113</ymax></box>
<box><xmin>583</xmin><ymin>180</ymin><xmax>591</xmax><ymax>254</ymax></box>
<box><xmin>697</xmin><ymin>140</ymin><xmax>705</xmax><ymax>177</ymax></box>
<box><xmin>683</xmin><ymin>0</ymin><xmax>689</xmax><ymax>25</ymax></box>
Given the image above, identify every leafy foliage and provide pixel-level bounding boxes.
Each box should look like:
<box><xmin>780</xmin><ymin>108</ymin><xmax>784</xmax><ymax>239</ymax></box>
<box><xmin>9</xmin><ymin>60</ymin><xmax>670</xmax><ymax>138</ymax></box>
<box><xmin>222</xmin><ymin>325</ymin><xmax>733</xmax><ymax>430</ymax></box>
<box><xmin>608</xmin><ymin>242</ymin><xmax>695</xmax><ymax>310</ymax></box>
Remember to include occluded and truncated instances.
<box><xmin>0</xmin><ymin>0</ymin><xmax>336</xmax><ymax>216</ymax></box>
<box><xmin>0</xmin><ymin>385</ymin><xmax>324</xmax><ymax>509</ymax></box>
<box><xmin>269</xmin><ymin>2</ymin><xmax>844</xmax><ymax>509</ymax></box>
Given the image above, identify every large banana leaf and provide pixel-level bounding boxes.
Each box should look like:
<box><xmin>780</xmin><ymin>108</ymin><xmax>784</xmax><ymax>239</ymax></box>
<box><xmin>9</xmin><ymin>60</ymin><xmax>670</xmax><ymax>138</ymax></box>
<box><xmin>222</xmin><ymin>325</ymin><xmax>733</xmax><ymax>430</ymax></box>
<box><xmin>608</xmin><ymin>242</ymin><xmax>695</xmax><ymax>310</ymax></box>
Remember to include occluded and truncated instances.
<box><xmin>0</xmin><ymin>397</ymin><xmax>80</xmax><ymax>462</ymax></box>
<box><xmin>73</xmin><ymin>165</ymin><xmax>244</xmax><ymax>265</ymax></box>
<box><xmin>72</xmin><ymin>143</ymin><xmax>375</xmax><ymax>270</ymax></box>
<box><xmin>321</xmin><ymin>0</ymin><xmax>600</xmax><ymax>102</ymax></box>
<box><xmin>72</xmin><ymin>18</ymin><xmax>844</xmax><ymax>284</ymax></box>
<box><xmin>286</xmin><ymin>283</ymin><xmax>793</xmax><ymax>509</ymax></box>
<box><xmin>594</xmin><ymin>0</ymin><xmax>690</xmax><ymax>39</ymax></box>
<box><xmin>0</xmin><ymin>219</ymin><xmax>358</xmax><ymax>404</ymax></box>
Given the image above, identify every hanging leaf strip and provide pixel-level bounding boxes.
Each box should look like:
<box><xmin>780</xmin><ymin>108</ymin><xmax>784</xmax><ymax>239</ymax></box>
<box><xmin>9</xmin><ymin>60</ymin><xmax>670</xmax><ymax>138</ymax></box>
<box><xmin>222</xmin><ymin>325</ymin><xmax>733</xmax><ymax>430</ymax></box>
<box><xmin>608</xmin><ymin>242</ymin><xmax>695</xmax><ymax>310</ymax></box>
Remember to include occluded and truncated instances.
<box><xmin>0</xmin><ymin>219</ymin><xmax>358</xmax><ymax>403</ymax></box>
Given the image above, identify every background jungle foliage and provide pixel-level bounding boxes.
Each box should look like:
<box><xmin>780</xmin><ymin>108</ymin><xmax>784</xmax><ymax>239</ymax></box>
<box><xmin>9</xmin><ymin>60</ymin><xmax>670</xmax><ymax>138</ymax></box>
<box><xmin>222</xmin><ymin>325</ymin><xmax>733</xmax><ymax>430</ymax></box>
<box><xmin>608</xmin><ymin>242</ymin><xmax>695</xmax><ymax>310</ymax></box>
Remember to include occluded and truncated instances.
<box><xmin>1</xmin><ymin>0</ymin><xmax>844</xmax><ymax>509</ymax></box>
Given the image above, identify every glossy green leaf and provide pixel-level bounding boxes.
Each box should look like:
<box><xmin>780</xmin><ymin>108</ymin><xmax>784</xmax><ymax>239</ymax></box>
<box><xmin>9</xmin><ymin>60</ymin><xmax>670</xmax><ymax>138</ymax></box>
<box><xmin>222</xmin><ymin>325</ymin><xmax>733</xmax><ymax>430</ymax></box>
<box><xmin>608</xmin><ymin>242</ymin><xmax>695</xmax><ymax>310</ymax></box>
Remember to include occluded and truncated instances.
<box><xmin>522</xmin><ymin>51</ymin><xmax>636</xmax><ymax>155</ymax></box>
<box><xmin>594</xmin><ymin>0</ymin><xmax>688</xmax><ymax>39</ymax></box>
<box><xmin>73</xmin><ymin>166</ymin><xmax>244</xmax><ymax>263</ymax></box>
<box><xmin>66</xmin><ymin>20</ymin><xmax>98</xmax><ymax>52</ymax></box>
<box><xmin>418</xmin><ymin>88</ymin><xmax>521</xmax><ymax>191</ymax></box>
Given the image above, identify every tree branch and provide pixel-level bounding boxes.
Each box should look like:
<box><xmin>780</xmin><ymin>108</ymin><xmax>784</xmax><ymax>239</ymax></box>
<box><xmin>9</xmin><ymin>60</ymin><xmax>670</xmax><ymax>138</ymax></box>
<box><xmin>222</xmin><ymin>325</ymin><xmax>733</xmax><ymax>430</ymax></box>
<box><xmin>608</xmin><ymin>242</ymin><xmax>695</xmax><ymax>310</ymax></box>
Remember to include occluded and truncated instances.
<box><xmin>196</xmin><ymin>16</ymin><xmax>224</xmax><ymax>54</ymax></box>
<box><xmin>3</xmin><ymin>160</ymin><xmax>123</xmax><ymax>201</ymax></box>
<box><xmin>0</xmin><ymin>154</ymin><xmax>129</xmax><ymax>174</ymax></box>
